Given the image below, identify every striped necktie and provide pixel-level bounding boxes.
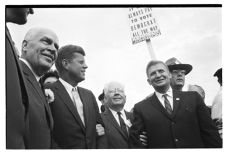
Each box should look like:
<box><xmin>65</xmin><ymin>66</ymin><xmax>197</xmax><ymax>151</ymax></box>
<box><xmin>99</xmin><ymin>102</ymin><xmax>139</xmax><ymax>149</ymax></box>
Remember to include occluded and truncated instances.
<box><xmin>162</xmin><ymin>94</ymin><xmax>172</xmax><ymax>114</ymax></box>
<box><xmin>117</xmin><ymin>112</ymin><xmax>128</xmax><ymax>137</ymax></box>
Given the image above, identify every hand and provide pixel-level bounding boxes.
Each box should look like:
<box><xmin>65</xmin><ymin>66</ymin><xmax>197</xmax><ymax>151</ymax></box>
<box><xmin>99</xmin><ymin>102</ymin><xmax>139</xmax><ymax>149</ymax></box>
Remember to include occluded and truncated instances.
<box><xmin>96</xmin><ymin>124</ymin><xmax>105</xmax><ymax>136</ymax></box>
<box><xmin>139</xmin><ymin>131</ymin><xmax>148</xmax><ymax>146</ymax></box>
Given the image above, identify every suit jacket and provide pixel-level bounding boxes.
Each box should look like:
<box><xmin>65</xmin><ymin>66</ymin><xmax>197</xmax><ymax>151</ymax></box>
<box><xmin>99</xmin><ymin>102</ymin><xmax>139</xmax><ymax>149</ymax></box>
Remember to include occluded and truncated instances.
<box><xmin>101</xmin><ymin>108</ymin><xmax>133</xmax><ymax>149</ymax></box>
<box><xmin>129</xmin><ymin>90</ymin><xmax>222</xmax><ymax>148</ymax></box>
<box><xmin>20</xmin><ymin>61</ymin><xmax>54</xmax><ymax>149</ymax></box>
<box><xmin>47</xmin><ymin>80</ymin><xmax>107</xmax><ymax>149</ymax></box>
<box><xmin>6</xmin><ymin>28</ymin><xmax>29</xmax><ymax>149</ymax></box>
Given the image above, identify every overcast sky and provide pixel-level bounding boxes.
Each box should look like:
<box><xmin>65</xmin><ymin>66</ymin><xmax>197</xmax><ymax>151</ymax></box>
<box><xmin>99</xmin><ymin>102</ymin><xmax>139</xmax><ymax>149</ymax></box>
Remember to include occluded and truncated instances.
<box><xmin>7</xmin><ymin>6</ymin><xmax>222</xmax><ymax>111</ymax></box>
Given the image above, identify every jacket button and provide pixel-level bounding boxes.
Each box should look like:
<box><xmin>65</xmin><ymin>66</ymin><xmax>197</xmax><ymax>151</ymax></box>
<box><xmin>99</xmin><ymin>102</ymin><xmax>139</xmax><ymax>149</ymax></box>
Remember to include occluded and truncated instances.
<box><xmin>175</xmin><ymin>138</ymin><xmax>179</xmax><ymax>142</ymax></box>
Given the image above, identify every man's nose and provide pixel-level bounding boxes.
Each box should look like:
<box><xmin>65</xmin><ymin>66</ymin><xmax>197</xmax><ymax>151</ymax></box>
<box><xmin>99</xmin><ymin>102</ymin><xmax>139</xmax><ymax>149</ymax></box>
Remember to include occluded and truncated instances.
<box><xmin>48</xmin><ymin>43</ymin><xmax>57</xmax><ymax>51</ymax></box>
<box><xmin>155</xmin><ymin>71</ymin><xmax>161</xmax><ymax>77</ymax></box>
<box><xmin>83</xmin><ymin>63</ymin><xmax>88</xmax><ymax>69</ymax></box>
<box><xmin>177</xmin><ymin>71</ymin><xmax>184</xmax><ymax>76</ymax></box>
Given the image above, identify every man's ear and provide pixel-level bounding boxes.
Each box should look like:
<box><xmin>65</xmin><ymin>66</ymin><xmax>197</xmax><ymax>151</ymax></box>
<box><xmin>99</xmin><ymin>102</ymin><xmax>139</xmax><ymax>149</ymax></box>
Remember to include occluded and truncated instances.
<box><xmin>21</xmin><ymin>40</ymin><xmax>27</xmax><ymax>54</ymax></box>
<box><xmin>62</xmin><ymin>59</ymin><xmax>69</xmax><ymax>70</ymax></box>
<box><xmin>147</xmin><ymin>78</ymin><xmax>152</xmax><ymax>86</ymax></box>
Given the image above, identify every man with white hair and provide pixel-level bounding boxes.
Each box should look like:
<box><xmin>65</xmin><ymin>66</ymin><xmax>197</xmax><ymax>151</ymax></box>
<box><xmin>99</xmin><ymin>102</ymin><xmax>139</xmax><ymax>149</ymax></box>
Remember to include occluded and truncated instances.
<box><xmin>101</xmin><ymin>81</ymin><xmax>133</xmax><ymax>148</ymax></box>
<box><xmin>20</xmin><ymin>27</ymin><xmax>59</xmax><ymax>148</ymax></box>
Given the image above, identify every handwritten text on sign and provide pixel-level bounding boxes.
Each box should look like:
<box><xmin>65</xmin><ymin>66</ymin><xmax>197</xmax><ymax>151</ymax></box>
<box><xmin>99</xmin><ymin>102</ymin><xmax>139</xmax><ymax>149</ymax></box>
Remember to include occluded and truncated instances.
<box><xmin>128</xmin><ymin>8</ymin><xmax>161</xmax><ymax>44</ymax></box>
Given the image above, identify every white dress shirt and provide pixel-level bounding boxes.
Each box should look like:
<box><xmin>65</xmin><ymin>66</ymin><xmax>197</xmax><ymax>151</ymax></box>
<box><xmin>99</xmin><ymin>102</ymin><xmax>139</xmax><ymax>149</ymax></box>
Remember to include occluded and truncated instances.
<box><xmin>109</xmin><ymin>108</ymin><xmax>130</xmax><ymax>130</ymax></box>
<box><xmin>155</xmin><ymin>87</ymin><xmax>174</xmax><ymax>110</ymax></box>
<box><xmin>59</xmin><ymin>78</ymin><xmax>85</xmax><ymax>125</ymax></box>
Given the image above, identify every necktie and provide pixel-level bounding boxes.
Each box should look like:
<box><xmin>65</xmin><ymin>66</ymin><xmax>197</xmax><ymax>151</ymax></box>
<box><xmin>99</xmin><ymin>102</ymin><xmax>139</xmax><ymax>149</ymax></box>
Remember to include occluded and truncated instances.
<box><xmin>162</xmin><ymin>94</ymin><xmax>173</xmax><ymax>114</ymax></box>
<box><xmin>117</xmin><ymin>112</ymin><xmax>128</xmax><ymax>137</ymax></box>
<box><xmin>71</xmin><ymin>88</ymin><xmax>85</xmax><ymax>126</ymax></box>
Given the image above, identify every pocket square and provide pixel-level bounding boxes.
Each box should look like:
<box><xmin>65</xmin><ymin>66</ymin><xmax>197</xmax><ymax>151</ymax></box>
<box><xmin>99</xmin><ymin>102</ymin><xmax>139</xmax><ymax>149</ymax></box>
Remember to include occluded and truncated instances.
<box><xmin>176</xmin><ymin>98</ymin><xmax>180</xmax><ymax>100</ymax></box>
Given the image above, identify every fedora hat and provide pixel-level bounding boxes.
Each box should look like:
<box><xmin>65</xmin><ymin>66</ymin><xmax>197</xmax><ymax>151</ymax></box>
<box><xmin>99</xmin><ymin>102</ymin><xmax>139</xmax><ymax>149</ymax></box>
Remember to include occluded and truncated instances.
<box><xmin>214</xmin><ymin>68</ymin><xmax>222</xmax><ymax>78</ymax></box>
<box><xmin>165</xmin><ymin>57</ymin><xmax>193</xmax><ymax>75</ymax></box>
<box><xmin>98</xmin><ymin>90</ymin><xmax>104</xmax><ymax>101</ymax></box>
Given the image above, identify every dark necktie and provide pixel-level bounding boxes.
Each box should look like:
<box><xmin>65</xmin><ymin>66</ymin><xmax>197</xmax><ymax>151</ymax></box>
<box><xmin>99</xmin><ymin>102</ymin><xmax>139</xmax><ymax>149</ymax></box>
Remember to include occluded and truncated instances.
<box><xmin>117</xmin><ymin>112</ymin><xmax>128</xmax><ymax>137</ymax></box>
<box><xmin>162</xmin><ymin>94</ymin><xmax>173</xmax><ymax>114</ymax></box>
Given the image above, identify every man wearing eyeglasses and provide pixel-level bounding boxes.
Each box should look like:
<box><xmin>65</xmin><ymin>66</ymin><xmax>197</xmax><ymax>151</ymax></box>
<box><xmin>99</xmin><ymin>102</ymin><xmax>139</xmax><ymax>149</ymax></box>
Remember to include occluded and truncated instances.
<box><xmin>165</xmin><ymin>57</ymin><xmax>193</xmax><ymax>91</ymax></box>
<box><xmin>101</xmin><ymin>81</ymin><xmax>134</xmax><ymax>148</ymax></box>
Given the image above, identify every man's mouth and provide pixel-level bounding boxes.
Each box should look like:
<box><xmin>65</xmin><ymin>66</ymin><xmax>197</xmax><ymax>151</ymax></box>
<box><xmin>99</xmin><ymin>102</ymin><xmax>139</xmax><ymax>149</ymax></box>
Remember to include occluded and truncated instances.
<box><xmin>42</xmin><ymin>53</ymin><xmax>54</xmax><ymax>63</ymax></box>
<box><xmin>113</xmin><ymin>97</ymin><xmax>122</xmax><ymax>101</ymax></box>
<box><xmin>156</xmin><ymin>78</ymin><xmax>165</xmax><ymax>83</ymax></box>
<box><xmin>176</xmin><ymin>79</ymin><xmax>183</xmax><ymax>82</ymax></box>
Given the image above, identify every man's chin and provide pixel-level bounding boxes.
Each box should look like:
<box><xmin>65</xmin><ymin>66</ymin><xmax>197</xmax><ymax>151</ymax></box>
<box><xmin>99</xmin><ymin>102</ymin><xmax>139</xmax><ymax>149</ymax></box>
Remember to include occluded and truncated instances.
<box><xmin>175</xmin><ymin>83</ymin><xmax>184</xmax><ymax>86</ymax></box>
<box><xmin>41</xmin><ymin>62</ymin><xmax>53</xmax><ymax>71</ymax></box>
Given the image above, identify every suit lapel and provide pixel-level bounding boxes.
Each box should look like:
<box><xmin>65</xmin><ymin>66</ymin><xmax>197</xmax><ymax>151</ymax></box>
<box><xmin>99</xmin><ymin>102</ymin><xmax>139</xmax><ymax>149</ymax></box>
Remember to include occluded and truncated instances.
<box><xmin>20</xmin><ymin>61</ymin><xmax>54</xmax><ymax>129</ymax></box>
<box><xmin>54</xmin><ymin>81</ymin><xmax>85</xmax><ymax>132</ymax></box>
<box><xmin>171</xmin><ymin>90</ymin><xmax>181</xmax><ymax>118</ymax></box>
<box><xmin>104</xmin><ymin>108</ymin><xmax>128</xmax><ymax>140</ymax></box>
<box><xmin>150</xmin><ymin>93</ymin><xmax>173</xmax><ymax>120</ymax></box>
<box><xmin>77</xmin><ymin>87</ymin><xmax>88</xmax><ymax>129</ymax></box>
<box><xmin>20</xmin><ymin>61</ymin><xmax>45</xmax><ymax>101</ymax></box>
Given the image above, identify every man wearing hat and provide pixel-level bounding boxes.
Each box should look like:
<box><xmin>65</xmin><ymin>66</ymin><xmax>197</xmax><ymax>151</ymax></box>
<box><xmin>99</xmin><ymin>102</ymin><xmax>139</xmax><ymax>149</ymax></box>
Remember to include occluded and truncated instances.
<box><xmin>165</xmin><ymin>57</ymin><xmax>192</xmax><ymax>91</ymax></box>
<box><xmin>211</xmin><ymin>68</ymin><xmax>222</xmax><ymax>138</ymax></box>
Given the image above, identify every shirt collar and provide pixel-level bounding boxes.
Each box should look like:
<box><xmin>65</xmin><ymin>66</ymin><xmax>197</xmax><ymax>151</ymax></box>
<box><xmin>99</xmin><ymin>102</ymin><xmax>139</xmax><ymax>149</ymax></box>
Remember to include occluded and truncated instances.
<box><xmin>20</xmin><ymin>58</ymin><xmax>41</xmax><ymax>82</ymax></box>
<box><xmin>59</xmin><ymin>78</ymin><xmax>77</xmax><ymax>93</ymax></box>
<box><xmin>155</xmin><ymin>86</ymin><xmax>173</xmax><ymax>99</ymax></box>
<box><xmin>109</xmin><ymin>108</ymin><xmax>126</xmax><ymax>117</ymax></box>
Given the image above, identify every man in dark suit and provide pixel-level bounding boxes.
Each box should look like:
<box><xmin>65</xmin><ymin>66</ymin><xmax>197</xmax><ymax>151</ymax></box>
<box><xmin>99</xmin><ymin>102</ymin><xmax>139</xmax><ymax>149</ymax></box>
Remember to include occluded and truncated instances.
<box><xmin>20</xmin><ymin>27</ymin><xmax>59</xmax><ymax>148</ymax></box>
<box><xmin>101</xmin><ymin>81</ymin><xmax>133</xmax><ymax>148</ymax></box>
<box><xmin>47</xmin><ymin>44</ymin><xmax>107</xmax><ymax>149</ymax></box>
<box><xmin>6</xmin><ymin>7</ymin><xmax>33</xmax><ymax>149</ymax></box>
<box><xmin>129</xmin><ymin>60</ymin><xmax>222</xmax><ymax>148</ymax></box>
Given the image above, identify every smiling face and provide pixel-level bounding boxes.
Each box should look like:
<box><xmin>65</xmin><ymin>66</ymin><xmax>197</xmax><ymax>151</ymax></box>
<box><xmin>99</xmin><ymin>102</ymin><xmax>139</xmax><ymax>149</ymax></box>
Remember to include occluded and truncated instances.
<box><xmin>147</xmin><ymin>63</ymin><xmax>171</xmax><ymax>93</ymax></box>
<box><xmin>104</xmin><ymin>82</ymin><xmax>126</xmax><ymax>111</ymax></box>
<box><xmin>22</xmin><ymin>28</ymin><xmax>59</xmax><ymax>76</ymax></box>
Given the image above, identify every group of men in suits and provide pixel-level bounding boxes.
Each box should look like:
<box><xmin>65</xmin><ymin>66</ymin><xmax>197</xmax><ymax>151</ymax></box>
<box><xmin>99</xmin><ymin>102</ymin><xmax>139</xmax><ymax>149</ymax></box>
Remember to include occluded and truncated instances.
<box><xmin>6</xmin><ymin>7</ymin><xmax>222</xmax><ymax>149</ymax></box>
<box><xmin>6</xmin><ymin>7</ymin><xmax>60</xmax><ymax>148</ymax></box>
<box><xmin>6</xmin><ymin>7</ymin><xmax>107</xmax><ymax>149</ymax></box>
<box><xmin>129</xmin><ymin>60</ymin><xmax>222</xmax><ymax>148</ymax></box>
<box><xmin>47</xmin><ymin>45</ymin><xmax>107</xmax><ymax>148</ymax></box>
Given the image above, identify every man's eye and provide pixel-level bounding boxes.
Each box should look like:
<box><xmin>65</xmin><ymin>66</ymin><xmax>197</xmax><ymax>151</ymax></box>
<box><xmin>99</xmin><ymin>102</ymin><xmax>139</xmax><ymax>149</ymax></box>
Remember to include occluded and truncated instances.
<box><xmin>42</xmin><ymin>40</ymin><xmax>49</xmax><ymax>44</ymax></box>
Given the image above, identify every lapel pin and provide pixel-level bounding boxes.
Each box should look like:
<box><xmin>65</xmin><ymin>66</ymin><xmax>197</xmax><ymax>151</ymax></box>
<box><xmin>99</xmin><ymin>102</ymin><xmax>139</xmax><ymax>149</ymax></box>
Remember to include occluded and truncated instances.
<box><xmin>176</xmin><ymin>98</ymin><xmax>180</xmax><ymax>101</ymax></box>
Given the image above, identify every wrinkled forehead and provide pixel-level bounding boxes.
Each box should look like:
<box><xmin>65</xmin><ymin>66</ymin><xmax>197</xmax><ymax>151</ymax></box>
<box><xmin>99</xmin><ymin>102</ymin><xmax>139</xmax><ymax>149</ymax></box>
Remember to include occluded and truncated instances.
<box><xmin>104</xmin><ymin>82</ymin><xmax>125</xmax><ymax>91</ymax></box>
<box><xmin>25</xmin><ymin>28</ymin><xmax>59</xmax><ymax>44</ymax></box>
<box><xmin>149</xmin><ymin>63</ymin><xmax>168</xmax><ymax>73</ymax></box>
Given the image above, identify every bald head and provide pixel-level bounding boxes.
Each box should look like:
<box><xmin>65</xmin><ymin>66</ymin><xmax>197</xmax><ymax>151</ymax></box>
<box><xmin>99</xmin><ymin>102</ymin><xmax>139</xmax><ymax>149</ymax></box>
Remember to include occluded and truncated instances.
<box><xmin>21</xmin><ymin>27</ymin><xmax>59</xmax><ymax>76</ymax></box>
<box><xmin>24</xmin><ymin>27</ymin><xmax>59</xmax><ymax>44</ymax></box>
